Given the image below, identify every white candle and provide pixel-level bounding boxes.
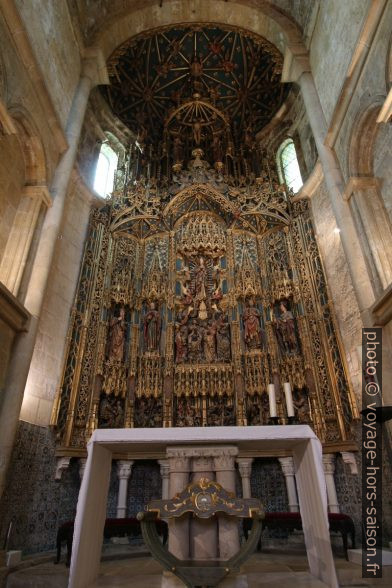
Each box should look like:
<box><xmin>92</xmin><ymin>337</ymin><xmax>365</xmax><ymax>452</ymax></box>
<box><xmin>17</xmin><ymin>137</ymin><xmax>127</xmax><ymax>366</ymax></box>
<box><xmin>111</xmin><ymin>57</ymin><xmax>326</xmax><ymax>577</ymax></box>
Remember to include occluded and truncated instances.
<box><xmin>267</xmin><ymin>384</ymin><xmax>277</xmax><ymax>418</ymax></box>
<box><xmin>283</xmin><ymin>382</ymin><xmax>295</xmax><ymax>417</ymax></box>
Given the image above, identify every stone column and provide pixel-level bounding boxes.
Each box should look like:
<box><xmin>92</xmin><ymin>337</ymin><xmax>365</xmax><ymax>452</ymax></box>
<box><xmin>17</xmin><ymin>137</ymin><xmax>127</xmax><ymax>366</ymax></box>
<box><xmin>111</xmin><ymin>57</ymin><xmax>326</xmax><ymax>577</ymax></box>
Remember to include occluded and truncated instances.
<box><xmin>237</xmin><ymin>458</ymin><xmax>253</xmax><ymax>498</ymax></box>
<box><xmin>282</xmin><ymin>48</ymin><xmax>376</xmax><ymax>321</ymax></box>
<box><xmin>167</xmin><ymin>450</ymin><xmax>190</xmax><ymax>559</ymax></box>
<box><xmin>0</xmin><ymin>49</ymin><xmax>108</xmax><ymax>499</ymax></box>
<box><xmin>191</xmin><ymin>455</ymin><xmax>218</xmax><ymax>560</ymax></box>
<box><xmin>116</xmin><ymin>460</ymin><xmax>134</xmax><ymax>518</ymax></box>
<box><xmin>158</xmin><ymin>459</ymin><xmax>170</xmax><ymax>499</ymax></box>
<box><xmin>79</xmin><ymin>458</ymin><xmax>87</xmax><ymax>482</ymax></box>
<box><xmin>214</xmin><ymin>449</ymin><xmax>240</xmax><ymax>559</ymax></box>
<box><xmin>278</xmin><ymin>457</ymin><xmax>299</xmax><ymax>513</ymax></box>
<box><xmin>322</xmin><ymin>454</ymin><xmax>340</xmax><ymax>513</ymax></box>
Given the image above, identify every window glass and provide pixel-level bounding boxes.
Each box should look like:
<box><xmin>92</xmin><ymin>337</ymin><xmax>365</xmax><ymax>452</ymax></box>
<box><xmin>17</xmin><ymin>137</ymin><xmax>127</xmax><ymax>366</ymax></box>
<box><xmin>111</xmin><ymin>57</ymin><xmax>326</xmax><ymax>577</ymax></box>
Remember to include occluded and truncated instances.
<box><xmin>277</xmin><ymin>139</ymin><xmax>303</xmax><ymax>193</ymax></box>
<box><xmin>94</xmin><ymin>143</ymin><xmax>118</xmax><ymax>197</ymax></box>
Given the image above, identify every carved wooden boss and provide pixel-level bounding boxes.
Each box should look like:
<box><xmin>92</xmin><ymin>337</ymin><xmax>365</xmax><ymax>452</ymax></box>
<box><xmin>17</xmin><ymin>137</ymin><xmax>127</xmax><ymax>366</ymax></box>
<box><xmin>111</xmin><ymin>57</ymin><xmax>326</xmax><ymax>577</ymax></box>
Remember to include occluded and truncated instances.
<box><xmin>138</xmin><ymin>478</ymin><xmax>264</xmax><ymax>587</ymax></box>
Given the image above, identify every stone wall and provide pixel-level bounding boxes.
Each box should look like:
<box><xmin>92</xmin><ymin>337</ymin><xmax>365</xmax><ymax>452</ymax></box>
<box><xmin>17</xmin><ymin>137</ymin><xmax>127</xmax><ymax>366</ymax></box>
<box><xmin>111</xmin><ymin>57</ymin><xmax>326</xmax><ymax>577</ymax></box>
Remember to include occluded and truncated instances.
<box><xmin>14</xmin><ymin>0</ymin><xmax>81</xmax><ymax>129</ymax></box>
<box><xmin>0</xmin><ymin>11</ymin><xmax>62</xmax><ymax>186</ymax></box>
<box><xmin>309</xmin><ymin>0</ymin><xmax>371</xmax><ymax>125</ymax></box>
<box><xmin>20</xmin><ymin>179</ymin><xmax>93</xmax><ymax>426</ymax></box>
<box><xmin>334</xmin><ymin>1</ymin><xmax>392</xmax><ymax>183</ymax></box>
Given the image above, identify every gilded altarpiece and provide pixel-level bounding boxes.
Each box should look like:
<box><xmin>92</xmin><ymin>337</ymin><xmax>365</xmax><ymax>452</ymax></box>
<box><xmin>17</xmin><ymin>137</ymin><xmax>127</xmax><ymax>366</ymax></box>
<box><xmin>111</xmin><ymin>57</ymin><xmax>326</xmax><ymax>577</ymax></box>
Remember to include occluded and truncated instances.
<box><xmin>52</xmin><ymin>158</ymin><xmax>358</xmax><ymax>455</ymax></box>
<box><xmin>52</xmin><ymin>25</ymin><xmax>358</xmax><ymax>453</ymax></box>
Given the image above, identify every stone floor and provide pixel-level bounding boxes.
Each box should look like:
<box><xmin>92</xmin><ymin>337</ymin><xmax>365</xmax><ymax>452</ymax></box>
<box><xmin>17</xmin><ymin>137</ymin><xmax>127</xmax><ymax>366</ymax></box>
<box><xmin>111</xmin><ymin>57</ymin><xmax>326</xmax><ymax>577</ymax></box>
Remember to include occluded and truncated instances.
<box><xmin>5</xmin><ymin>548</ymin><xmax>392</xmax><ymax>588</ymax></box>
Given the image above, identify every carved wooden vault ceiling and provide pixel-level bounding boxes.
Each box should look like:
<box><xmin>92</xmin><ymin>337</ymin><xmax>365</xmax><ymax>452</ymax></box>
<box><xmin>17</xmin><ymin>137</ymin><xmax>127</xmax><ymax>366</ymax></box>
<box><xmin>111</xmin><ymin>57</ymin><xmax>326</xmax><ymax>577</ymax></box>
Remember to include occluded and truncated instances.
<box><xmin>103</xmin><ymin>25</ymin><xmax>289</xmax><ymax>142</ymax></box>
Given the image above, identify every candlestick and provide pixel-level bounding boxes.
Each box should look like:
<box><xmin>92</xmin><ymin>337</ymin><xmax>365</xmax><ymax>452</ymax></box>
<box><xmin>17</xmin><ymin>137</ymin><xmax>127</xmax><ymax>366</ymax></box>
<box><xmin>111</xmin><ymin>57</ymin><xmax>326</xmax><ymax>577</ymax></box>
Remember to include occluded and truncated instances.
<box><xmin>283</xmin><ymin>382</ymin><xmax>295</xmax><ymax>417</ymax></box>
<box><xmin>267</xmin><ymin>383</ymin><xmax>277</xmax><ymax>418</ymax></box>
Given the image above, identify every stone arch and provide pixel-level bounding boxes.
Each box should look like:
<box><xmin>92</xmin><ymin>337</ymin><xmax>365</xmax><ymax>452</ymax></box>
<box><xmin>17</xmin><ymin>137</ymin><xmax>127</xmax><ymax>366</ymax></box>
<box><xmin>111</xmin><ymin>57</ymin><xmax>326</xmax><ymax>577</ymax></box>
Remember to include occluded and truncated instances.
<box><xmin>346</xmin><ymin>99</ymin><xmax>392</xmax><ymax>292</ymax></box>
<box><xmin>348</xmin><ymin>97</ymin><xmax>385</xmax><ymax>177</ymax></box>
<box><xmin>104</xmin><ymin>130</ymin><xmax>126</xmax><ymax>164</ymax></box>
<box><xmin>8</xmin><ymin>106</ymin><xmax>47</xmax><ymax>186</ymax></box>
<box><xmin>90</xmin><ymin>0</ymin><xmax>305</xmax><ymax>61</ymax></box>
<box><xmin>0</xmin><ymin>107</ymin><xmax>49</xmax><ymax>295</ymax></box>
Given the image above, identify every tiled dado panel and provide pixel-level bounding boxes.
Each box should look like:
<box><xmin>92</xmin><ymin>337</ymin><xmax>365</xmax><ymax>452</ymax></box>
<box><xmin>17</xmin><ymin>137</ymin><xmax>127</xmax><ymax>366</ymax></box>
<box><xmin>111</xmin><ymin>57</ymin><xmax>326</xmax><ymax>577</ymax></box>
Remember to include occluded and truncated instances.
<box><xmin>0</xmin><ymin>422</ymin><xmax>162</xmax><ymax>554</ymax></box>
<box><xmin>334</xmin><ymin>424</ymin><xmax>392</xmax><ymax>545</ymax></box>
<box><xmin>250</xmin><ymin>458</ymin><xmax>288</xmax><ymax>513</ymax></box>
<box><xmin>0</xmin><ymin>421</ymin><xmax>80</xmax><ymax>554</ymax></box>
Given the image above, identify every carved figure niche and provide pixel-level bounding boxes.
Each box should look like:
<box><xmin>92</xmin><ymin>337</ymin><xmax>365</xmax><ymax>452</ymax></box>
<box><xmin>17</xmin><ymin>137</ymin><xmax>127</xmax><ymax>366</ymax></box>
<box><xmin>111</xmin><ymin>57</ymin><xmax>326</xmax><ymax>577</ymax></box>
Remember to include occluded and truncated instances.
<box><xmin>98</xmin><ymin>303</ymin><xmax>130</xmax><ymax>428</ymax></box>
<box><xmin>174</xmin><ymin>214</ymin><xmax>230</xmax><ymax>366</ymax></box>
<box><xmin>272</xmin><ymin>298</ymin><xmax>300</xmax><ymax>357</ymax></box>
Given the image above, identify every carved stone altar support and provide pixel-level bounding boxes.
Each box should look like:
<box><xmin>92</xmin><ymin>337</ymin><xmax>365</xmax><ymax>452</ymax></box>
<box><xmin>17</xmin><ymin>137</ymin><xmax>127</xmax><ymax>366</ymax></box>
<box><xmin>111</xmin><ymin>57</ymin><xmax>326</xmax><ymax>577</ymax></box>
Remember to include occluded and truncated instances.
<box><xmin>158</xmin><ymin>459</ymin><xmax>170</xmax><ymax>499</ymax></box>
<box><xmin>237</xmin><ymin>458</ymin><xmax>254</xmax><ymax>499</ymax></box>
<box><xmin>322</xmin><ymin>454</ymin><xmax>340</xmax><ymax>514</ymax></box>
<box><xmin>213</xmin><ymin>449</ymin><xmax>240</xmax><ymax>559</ymax></box>
<box><xmin>116</xmin><ymin>460</ymin><xmax>134</xmax><ymax>518</ymax></box>
<box><xmin>167</xmin><ymin>451</ymin><xmax>190</xmax><ymax>560</ymax></box>
<box><xmin>166</xmin><ymin>446</ymin><xmax>241</xmax><ymax>561</ymax></box>
<box><xmin>278</xmin><ymin>457</ymin><xmax>299</xmax><ymax>513</ymax></box>
<box><xmin>191</xmin><ymin>455</ymin><xmax>217</xmax><ymax>560</ymax></box>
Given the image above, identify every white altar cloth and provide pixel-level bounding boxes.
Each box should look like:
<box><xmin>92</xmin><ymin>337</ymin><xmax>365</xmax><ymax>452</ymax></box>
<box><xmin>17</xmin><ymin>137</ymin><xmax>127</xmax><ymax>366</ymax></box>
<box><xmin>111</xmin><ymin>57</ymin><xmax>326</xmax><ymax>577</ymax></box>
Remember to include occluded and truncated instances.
<box><xmin>68</xmin><ymin>425</ymin><xmax>339</xmax><ymax>588</ymax></box>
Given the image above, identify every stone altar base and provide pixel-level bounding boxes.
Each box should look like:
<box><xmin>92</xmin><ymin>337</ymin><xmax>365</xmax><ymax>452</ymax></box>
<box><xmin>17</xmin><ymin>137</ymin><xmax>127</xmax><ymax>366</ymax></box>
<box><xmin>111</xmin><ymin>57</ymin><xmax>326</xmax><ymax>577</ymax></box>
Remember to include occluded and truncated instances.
<box><xmin>69</xmin><ymin>426</ymin><xmax>339</xmax><ymax>588</ymax></box>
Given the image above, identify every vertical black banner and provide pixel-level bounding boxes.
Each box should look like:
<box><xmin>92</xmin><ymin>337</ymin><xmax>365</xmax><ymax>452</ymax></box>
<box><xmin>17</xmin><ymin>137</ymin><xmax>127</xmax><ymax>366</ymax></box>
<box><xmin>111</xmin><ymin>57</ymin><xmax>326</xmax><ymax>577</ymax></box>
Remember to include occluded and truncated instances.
<box><xmin>362</xmin><ymin>328</ymin><xmax>382</xmax><ymax>578</ymax></box>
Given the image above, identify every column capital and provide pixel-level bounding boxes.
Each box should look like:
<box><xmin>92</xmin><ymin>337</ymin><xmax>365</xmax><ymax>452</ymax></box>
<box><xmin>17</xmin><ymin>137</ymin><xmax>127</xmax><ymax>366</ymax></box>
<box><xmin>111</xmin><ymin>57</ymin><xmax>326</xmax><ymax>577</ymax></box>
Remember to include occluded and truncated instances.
<box><xmin>55</xmin><ymin>456</ymin><xmax>71</xmax><ymax>480</ymax></box>
<box><xmin>158</xmin><ymin>459</ymin><xmax>170</xmax><ymax>479</ymax></box>
<box><xmin>213</xmin><ymin>454</ymin><xmax>236</xmax><ymax>472</ymax></box>
<box><xmin>22</xmin><ymin>184</ymin><xmax>52</xmax><ymax>207</ymax></box>
<box><xmin>341</xmin><ymin>452</ymin><xmax>358</xmax><ymax>475</ymax></box>
<box><xmin>236</xmin><ymin>457</ymin><xmax>253</xmax><ymax>478</ymax></box>
<box><xmin>82</xmin><ymin>47</ymin><xmax>109</xmax><ymax>87</ymax></box>
<box><xmin>192</xmin><ymin>456</ymin><xmax>214</xmax><ymax>473</ymax></box>
<box><xmin>116</xmin><ymin>460</ymin><xmax>134</xmax><ymax>480</ymax></box>
<box><xmin>278</xmin><ymin>456</ymin><xmax>295</xmax><ymax>476</ymax></box>
<box><xmin>167</xmin><ymin>445</ymin><xmax>238</xmax><ymax>458</ymax></box>
<box><xmin>281</xmin><ymin>45</ymin><xmax>311</xmax><ymax>83</ymax></box>
<box><xmin>168</xmin><ymin>456</ymin><xmax>191</xmax><ymax>474</ymax></box>
<box><xmin>322</xmin><ymin>454</ymin><xmax>336</xmax><ymax>475</ymax></box>
<box><xmin>343</xmin><ymin>176</ymin><xmax>381</xmax><ymax>201</ymax></box>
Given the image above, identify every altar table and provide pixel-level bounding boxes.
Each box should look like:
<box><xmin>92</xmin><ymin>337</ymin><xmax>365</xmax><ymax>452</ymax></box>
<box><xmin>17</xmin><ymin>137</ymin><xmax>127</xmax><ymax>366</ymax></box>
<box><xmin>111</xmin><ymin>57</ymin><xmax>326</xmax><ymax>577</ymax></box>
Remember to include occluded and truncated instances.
<box><xmin>68</xmin><ymin>425</ymin><xmax>339</xmax><ymax>588</ymax></box>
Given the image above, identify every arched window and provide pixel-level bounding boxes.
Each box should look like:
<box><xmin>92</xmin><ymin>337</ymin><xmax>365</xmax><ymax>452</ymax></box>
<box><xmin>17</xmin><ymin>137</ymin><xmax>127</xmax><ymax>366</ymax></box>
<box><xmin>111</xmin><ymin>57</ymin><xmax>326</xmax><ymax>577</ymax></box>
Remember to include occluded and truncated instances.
<box><xmin>94</xmin><ymin>143</ymin><xmax>118</xmax><ymax>198</ymax></box>
<box><xmin>277</xmin><ymin>138</ymin><xmax>303</xmax><ymax>193</ymax></box>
